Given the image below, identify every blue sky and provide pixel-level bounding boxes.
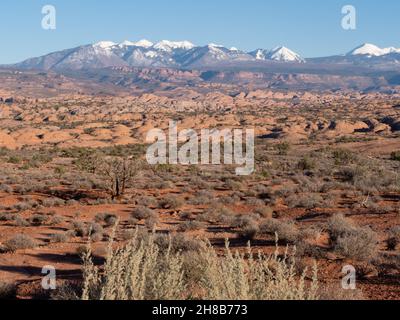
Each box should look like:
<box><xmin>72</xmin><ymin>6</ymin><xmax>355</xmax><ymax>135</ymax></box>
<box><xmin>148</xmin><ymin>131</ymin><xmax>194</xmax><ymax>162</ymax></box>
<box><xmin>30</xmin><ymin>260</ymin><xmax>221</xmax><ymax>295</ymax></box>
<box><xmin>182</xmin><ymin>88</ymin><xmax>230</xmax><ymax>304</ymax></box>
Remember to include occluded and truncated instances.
<box><xmin>0</xmin><ymin>0</ymin><xmax>399</xmax><ymax>63</ymax></box>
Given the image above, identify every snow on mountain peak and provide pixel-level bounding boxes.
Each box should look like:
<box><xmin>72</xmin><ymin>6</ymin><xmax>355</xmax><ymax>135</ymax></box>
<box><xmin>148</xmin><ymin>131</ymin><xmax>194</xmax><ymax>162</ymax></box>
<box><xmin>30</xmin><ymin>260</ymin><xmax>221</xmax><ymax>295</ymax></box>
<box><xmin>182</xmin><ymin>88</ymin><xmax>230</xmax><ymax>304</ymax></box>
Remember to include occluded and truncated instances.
<box><xmin>348</xmin><ymin>43</ymin><xmax>400</xmax><ymax>57</ymax></box>
<box><xmin>92</xmin><ymin>41</ymin><xmax>118</xmax><ymax>57</ymax></box>
<box><xmin>93</xmin><ymin>41</ymin><xmax>117</xmax><ymax>49</ymax></box>
<box><xmin>16</xmin><ymin>38</ymin><xmax>312</xmax><ymax>71</ymax></box>
<box><xmin>91</xmin><ymin>40</ymin><xmax>305</xmax><ymax>63</ymax></box>
<box><xmin>153</xmin><ymin>40</ymin><xmax>195</xmax><ymax>51</ymax></box>
<box><xmin>252</xmin><ymin>49</ymin><xmax>265</xmax><ymax>60</ymax></box>
<box><xmin>119</xmin><ymin>39</ymin><xmax>154</xmax><ymax>48</ymax></box>
<box><xmin>269</xmin><ymin>46</ymin><xmax>302</xmax><ymax>61</ymax></box>
<box><xmin>208</xmin><ymin>43</ymin><xmax>224</xmax><ymax>48</ymax></box>
<box><xmin>250</xmin><ymin>46</ymin><xmax>304</xmax><ymax>62</ymax></box>
<box><xmin>349</xmin><ymin>43</ymin><xmax>384</xmax><ymax>56</ymax></box>
<box><xmin>135</xmin><ymin>39</ymin><xmax>154</xmax><ymax>48</ymax></box>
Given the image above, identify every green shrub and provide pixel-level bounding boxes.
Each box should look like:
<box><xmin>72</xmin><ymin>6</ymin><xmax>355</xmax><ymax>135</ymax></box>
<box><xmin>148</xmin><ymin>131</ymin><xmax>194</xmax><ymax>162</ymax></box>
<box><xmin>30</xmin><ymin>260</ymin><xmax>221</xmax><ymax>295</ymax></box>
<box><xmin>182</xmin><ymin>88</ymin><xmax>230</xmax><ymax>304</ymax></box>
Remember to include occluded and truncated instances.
<box><xmin>276</xmin><ymin>142</ymin><xmax>291</xmax><ymax>155</ymax></box>
<box><xmin>297</xmin><ymin>156</ymin><xmax>316</xmax><ymax>171</ymax></box>
<box><xmin>332</xmin><ymin>149</ymin><xmax>356</xmax><ymax>165</ymax></box>
<box><xmin>7</xmin><ymin>156</ymin><xmax>21</xmax><ymax>164</ymax></box>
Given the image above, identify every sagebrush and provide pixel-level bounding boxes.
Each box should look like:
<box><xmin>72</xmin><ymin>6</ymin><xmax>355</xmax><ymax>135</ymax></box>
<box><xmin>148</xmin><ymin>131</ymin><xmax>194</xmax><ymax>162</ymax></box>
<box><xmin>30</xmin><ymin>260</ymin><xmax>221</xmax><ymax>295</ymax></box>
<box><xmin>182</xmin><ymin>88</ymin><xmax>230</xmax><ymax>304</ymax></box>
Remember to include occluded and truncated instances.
<box><xmin>81</xmin><ymin>231</ymin><xmax>319</xmax><ymax>300</ymax></box>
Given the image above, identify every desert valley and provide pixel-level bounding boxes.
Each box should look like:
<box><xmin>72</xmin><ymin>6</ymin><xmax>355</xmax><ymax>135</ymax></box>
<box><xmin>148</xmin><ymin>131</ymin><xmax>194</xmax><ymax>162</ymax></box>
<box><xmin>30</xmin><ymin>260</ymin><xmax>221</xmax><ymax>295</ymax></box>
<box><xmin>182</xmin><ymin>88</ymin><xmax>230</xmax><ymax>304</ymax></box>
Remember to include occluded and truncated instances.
<box><xmin>0</xmin><ymin>39</ymin><xmax>399</xmax><ymax>300</ymax></box>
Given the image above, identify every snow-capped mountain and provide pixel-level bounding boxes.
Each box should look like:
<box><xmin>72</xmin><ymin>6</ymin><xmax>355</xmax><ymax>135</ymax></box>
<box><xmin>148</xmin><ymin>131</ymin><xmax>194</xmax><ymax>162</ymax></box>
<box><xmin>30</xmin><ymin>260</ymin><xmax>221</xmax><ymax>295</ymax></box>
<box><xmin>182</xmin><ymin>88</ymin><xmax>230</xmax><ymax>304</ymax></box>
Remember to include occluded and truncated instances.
<box><xmin>93</xmin><ymin>41</ymin><xmax>117</xmax><ymax>49</ymax></box>
<box><xmin>13</xmin><ymin>39</ymin><xmax>305</xmax><ymax>70</ymax></box>
<box><xmin>16</xmin><ymin>44</ymin><xmax>128</xmax><ymax>70</ymax></box>
<box><xmin>305</xmin><ymin>43</ymin><xmax>400</xmax><ymax>67</ymax></box>
<box><xmin>118</xmin><ymin>39</ymin><xmax>154</xmax><ymax>48</ymax></box>
<box><xmin>347</xmin><ymin>43</ymin><xmax>400</xmax><ymax>57</ymax></box>
<box><xmin>177</xmin><ymin>44</ymin><xmax>255</xmax><ymax>67</ymax></box>
<box><xmin>249</xmin><ymin>46</ymin><xmax>305</xmax><ymax>63</ymax></box>
<box><xmin>153</xmin><ymin>40</ymin><xmax>195</xmax><ymax>52</ymax></box>
<box><xmin>12</xmin><ymin>39</ymin><xmax>400</xmax><ymax>72</ymax></box>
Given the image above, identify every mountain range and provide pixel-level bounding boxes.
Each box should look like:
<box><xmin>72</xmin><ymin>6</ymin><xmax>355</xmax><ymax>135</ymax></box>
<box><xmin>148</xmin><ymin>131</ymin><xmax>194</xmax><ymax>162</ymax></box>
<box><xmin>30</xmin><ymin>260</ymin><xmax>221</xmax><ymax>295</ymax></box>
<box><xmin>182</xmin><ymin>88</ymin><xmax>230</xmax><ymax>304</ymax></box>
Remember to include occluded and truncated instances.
<box><xmin>14</xmin><ymin>40</ymin><xmax>309</xmax><ymax>71</ymax></box>
<box><xmin>4</xmin><ymin>41</ymin><xmax>400</xmax><ymax>93</ymax></box>
<box><xmin>14</xmin><ymin>40</ymin><xmax>400</xmax><ymax>72</ymax></box>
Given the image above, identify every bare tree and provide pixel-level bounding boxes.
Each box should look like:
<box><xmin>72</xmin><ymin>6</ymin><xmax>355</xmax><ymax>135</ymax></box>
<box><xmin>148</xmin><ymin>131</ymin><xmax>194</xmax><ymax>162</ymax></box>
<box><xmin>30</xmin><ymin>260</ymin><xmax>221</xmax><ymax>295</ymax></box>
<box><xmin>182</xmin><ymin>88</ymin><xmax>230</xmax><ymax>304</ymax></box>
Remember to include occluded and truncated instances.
<box><xmin>97</xmin><ymin>157</ymin><xmax>141</xmax><ymax>199</ymax></box>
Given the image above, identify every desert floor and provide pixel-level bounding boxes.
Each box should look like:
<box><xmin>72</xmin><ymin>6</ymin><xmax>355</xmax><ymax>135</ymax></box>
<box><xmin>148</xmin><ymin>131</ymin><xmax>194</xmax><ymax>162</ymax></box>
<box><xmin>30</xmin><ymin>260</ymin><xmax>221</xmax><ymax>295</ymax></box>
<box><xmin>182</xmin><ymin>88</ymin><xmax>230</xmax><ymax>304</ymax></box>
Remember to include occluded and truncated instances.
<box><xmin>0</xmin><ymin>89</ymin><xmax>399</xmax><ymax>299</ymax></box>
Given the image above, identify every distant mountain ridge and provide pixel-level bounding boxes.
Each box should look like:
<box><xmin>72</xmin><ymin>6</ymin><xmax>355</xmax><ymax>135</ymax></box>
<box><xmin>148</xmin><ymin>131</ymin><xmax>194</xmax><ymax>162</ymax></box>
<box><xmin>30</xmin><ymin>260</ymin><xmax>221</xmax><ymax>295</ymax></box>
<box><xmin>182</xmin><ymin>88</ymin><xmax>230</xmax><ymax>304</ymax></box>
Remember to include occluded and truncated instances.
<box><xmin>347</xmin><ymin>43</ymin><xmax>400</xmax><ymax>57</ymax></box>
<box><xmin>13</xmin><ymin>40</ymin><xmax>306</xmax><ymax>71</ymax></box>
<box><xmin>11</xmin><ymin>40</ymin><xmax>400</xmax><ymax>72</ymax></box>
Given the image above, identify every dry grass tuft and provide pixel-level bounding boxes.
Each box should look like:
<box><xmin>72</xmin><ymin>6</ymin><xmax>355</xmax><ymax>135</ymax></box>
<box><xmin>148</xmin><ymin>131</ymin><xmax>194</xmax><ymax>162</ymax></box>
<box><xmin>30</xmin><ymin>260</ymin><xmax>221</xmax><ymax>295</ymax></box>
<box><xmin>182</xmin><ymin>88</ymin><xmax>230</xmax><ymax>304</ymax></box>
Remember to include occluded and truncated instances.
<box><xmin>81</xmin><ymin>230</ymin><xmax>319</xmax><ymax>300</ymax></box>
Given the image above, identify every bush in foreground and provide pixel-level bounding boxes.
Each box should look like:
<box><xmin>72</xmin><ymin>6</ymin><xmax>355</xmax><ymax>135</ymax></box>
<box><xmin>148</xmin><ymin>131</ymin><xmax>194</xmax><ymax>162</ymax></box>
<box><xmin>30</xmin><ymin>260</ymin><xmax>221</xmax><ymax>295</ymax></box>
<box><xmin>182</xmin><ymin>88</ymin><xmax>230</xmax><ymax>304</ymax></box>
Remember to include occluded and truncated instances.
<box><xmin>81</xmin><ymin>231</ymin><xmax>319</xmax><ymax>300</ymax></box>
